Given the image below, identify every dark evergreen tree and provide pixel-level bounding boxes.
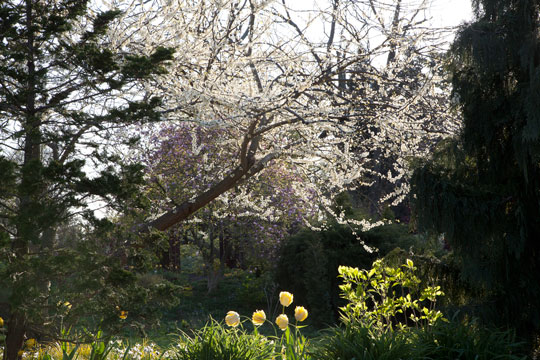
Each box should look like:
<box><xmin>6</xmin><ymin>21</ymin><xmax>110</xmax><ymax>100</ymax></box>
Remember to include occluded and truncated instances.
<box><xmin>0</xmin><ymin>1</ymin><xmax>175</xmax><ymax>359</ymax></box>
<box><xmin>412</xmin><ymin>0</ymin><xmax>540</xmax><ymax>344</ymax></box>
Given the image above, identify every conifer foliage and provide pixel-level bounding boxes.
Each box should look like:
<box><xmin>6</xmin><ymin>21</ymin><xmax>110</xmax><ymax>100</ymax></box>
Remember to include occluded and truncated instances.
<box><xmin>412</xmin><ymin>0</ymin><xmax>540</xmax><ymax>343</ymax></box>
<box><xmin>0</xmin><ymin>1</ymin><xmax>174</xmax><ymax>359</ymax></box>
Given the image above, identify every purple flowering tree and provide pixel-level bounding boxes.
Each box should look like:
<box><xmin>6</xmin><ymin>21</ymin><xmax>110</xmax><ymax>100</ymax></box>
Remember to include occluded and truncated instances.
<box><xmin>143</xmin><ymin>123</ymin><xmax>316</xmax><ymax>291</ymax></box>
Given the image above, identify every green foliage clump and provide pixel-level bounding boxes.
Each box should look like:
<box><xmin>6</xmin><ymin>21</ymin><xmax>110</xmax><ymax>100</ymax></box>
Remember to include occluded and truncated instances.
<box><xmin>338</xmin><ymin>259</ymin><xmax>445</xmax><ymax>332</ymax></box>
<box><xmin>410</xmin><ymin>318</ymin><xmax>526</xmax><ymax>360</ymax></box>
<box><xmin>314</xmin><ymin>318</ymin><xmax>526</xmax><ymax>360</ymax></box>
<box><xmin>275</xmin><ymin>224</ymin><xmax>371</xmax><ymax>325</ymax></box>
<box><xmin>382</xmin><ymin>247</ymin><xmax>473</xmax><ymax>312</ymax></box>
<box><xmin>314</xmin><ymin>325</ymin><xmax>411</xmax><ymax>360</ymax></box>
<box><xmin>173</xmin><ymin>320</ymin><xmax>275</xmax><ymax>360</ymax></box>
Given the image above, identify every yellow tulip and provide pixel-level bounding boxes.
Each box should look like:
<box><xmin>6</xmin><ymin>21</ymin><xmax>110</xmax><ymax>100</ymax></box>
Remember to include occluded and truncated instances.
<box><xmin>119</xmin><ymin>310</ymin><xmax>128</xmax><ymax>320</ymax></box>
<box><xmin>279</xmin><ymin>291</ymin><xmax>293</xmax><ymax>307</ymax></box>
<box><xmin>225</xmin><ymin>311</ymin><xmax>240</xmax><ymax>327</ymax></box>
<box><xmin>294</xmin><ymin>306</ymin><xmax>308</xmax><ymax>322</ymax></box>
<box><xmin>252</xmin><ymin>310</ymin><xmax>266</xmax><ymax>326</ymax></box>
<box><xmin>25</xmin><ymin>338</ymin><xmax>36</xmax><ymax>348</ymax></box>
<box><xmin>275</xmin><ymin>314</ymin><xmax>289</xmax><ymax>330</ymax></box>
<box><xmin>0</xmin><ymin>316</ymin><xmax>4</xmax><ymax>327</ymax></box>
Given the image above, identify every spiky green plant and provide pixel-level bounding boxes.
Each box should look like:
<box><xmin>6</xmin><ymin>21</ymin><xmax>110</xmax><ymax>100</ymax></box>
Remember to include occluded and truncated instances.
<box><xmin>172</xmin><ymin>320</ymin><xmax>275</xmax><ymax>360</ymax></box>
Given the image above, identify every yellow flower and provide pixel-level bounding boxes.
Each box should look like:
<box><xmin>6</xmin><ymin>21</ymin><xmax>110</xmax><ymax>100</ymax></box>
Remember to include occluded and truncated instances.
<box><xmin>17</xmin><ymin>350</ymin><xmax>24</xmax><ymax>357</ymax></box>
<box><xmin>252</xmin><ymin>310</ymin><xmax>266</xmax><ymax>326</ymax></box>
<box><xmin>0</xmin><ymin>316</ymin><xmax>4</xmax><ymax>327</ymax></box>
<box><xmin>225</xmin><ymin>311</ymin><xmax>240</xmax><ymax>327</ymax></box>
<box><xmin>64</xmin><ymin>302</ymin><xmax>72</xmax><ymax>309</ymax></box>
<box><xmin>119</xmin><ymin>310</ymin><xmax>128</xmax><ymax>320</ymax></box>
<box><xmin>25</xmin><ymin>338</ymin><xmax>37</xmax><ymax>348</ymax></box>
<box><xmin>279</xmin><ymin>291</ymin><xmax>293</xmax><ymax>307</ymax></box>
<box><xmin>275</xmin><ymin>314</ymin><xmax>289</xmax><ymax>330</ymax></box>
<box><xmin>294</xmin><ymin>306</ymin><xmax>308</xmax><ymax>322</ymax></box>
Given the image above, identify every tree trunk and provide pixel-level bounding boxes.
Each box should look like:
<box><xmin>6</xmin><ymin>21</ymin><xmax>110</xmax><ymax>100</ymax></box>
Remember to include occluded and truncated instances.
<box><xmin>386</xmin><ymin>0</ymin><xmax>401</xmax><ymax>65</ymax></box>
<box><xmin>4</xmin><ymin>313</ymin><xmax>26</xmax><ymax>360</ymax></box>
<box><xmin>6</xmin><ymin>1</ymin><xmax>40</xmax><ymax>358</ymax></box>
<box><xmin>206</xmin><ymin>224</ymin><xmax>223</xmax><ymax>293</ymax></box>
<box><xmin>144</xmin><ymin>153</ymin><xmax>278</xmax><ymax>233</ymax></box>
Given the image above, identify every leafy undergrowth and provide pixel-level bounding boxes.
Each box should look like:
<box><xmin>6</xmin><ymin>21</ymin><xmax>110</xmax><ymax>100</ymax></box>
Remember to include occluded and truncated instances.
<box><xmin>4</xmin><ymin>318</ymin><xmax>527</xmax><ymax>360</ymax></box>
<box><xmin>135</xmin><ymin>260</ymin><xmax>320</xmax><ymax>344</ymax></box>
<box><xmin>315</xmin><ymin>319</ymin><xmax>527</xmax><ymax>360</ymax></box>
<box><xmin>1</xmin><ymin>260</ymin><xmax>528</xmax><ymax>360</ymax></box>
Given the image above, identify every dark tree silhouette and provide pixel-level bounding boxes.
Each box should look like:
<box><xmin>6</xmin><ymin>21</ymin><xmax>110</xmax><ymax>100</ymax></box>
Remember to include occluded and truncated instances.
<box><xmin>412</xmin><ymin>0</ymin><xmax>540</xmax><ymax>345</ymax></box>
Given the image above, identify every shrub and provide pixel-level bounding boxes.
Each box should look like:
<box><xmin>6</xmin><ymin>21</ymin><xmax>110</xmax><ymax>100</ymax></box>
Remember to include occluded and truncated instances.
<box><xmin>313</xmin><ymin>259</ymin><xmax>527</xmax><ymax>360</ymax></box>
<box><xmin>276</xmin><ymin>221</ymin><xmax>421</xmax><ymax>326</ymax></box>
<box><xmin>410</xmin><ymin>318</ymin><xmax>527</xmax><ymax>360</ymax></box>
<box><xmin>338</xmin><ymin>259</ymin><xmax>445</xmax><ymax>332</ymax></box>
<box><xmin>313</xmin><ymin>324</ymin><xmax>411</xmax><ymax>360</ymax></box>
<box><xmin>172</xmin><ymin>320</ymin><xmax>275</xmax><ymax>360</ymax></box>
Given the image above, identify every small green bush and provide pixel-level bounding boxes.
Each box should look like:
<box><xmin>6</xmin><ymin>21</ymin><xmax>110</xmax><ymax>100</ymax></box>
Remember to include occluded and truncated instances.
<box><xmin>276</xmin><ymin>224</ymin><xmax>376</xmax><ymax>325</ymax></box>
<box><xmin>313</xmin><ymin>320</ymin><xmax>527</xmax><ymax>360</ymax></box>
<box><xmin>410</xmin><ymin>318</ymin><xmax>527</xmax><ymax>360</ymax></box>
<box><xmin>313</xmin><ymin>325</ymin><xmax>411</xmax><ymax>360</ymax></box>
<box><xmin>338</xmin><ymin>259</ymin><xmax>445</xmax><ymax>332</ymax></box>
<box><xmin>172</xmin><ymin>320</ymin><xmax>275</xmax><ymax>360</ymax></box>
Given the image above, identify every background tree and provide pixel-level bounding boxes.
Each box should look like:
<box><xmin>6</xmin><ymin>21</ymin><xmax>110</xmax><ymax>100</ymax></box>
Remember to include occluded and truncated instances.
<box><xmin>0</xmin><ymin>0</ymin><xmax>176</xmax><ymax>358</ymax></box>
<box><xmin>412</xmin><ymin>0</ymin><xmax>540</xmax><ymax>345</ymax></box>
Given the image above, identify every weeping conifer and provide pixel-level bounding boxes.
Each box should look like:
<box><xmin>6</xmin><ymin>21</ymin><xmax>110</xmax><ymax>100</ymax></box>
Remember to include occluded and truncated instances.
<box><xmin>412</xmin><ymin>0</ymin><xmax>540</xmax><ymax>343</ymax></box>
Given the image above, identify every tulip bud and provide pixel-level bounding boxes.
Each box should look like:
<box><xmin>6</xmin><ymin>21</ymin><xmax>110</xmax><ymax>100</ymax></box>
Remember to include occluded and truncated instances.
<box><xmin>294</xmin><ymin>306</ymin><xmax>308</xmax><ymax>322</ymax></box>
<box><xmin>279</xmin><ymin>291</ymin><xmax>293</xmax><ymax>307</ymax></box>
<box><xmin>275</xmin><ymin>314</ymin><xmax>289</xmax><ymax>330</ymax></box>
<box><xmin>225</xmin><ymin>311</ymin><xmax>240</xmax><ymax>327</ymax></box>
<box><xmin>252</xmin><ymin>310</ymin><xmax>266</xmax><ymax>326</ymax></box>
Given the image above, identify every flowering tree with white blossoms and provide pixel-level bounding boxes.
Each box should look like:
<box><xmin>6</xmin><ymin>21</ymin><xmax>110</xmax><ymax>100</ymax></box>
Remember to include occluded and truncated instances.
<box><xmin>106</xmin><ymin>0</ymin><xmax>461</xmax><ymax>233</ymax></box>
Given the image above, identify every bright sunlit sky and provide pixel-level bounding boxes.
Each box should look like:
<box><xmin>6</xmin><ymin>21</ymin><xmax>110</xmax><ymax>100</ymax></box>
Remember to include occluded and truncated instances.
<box><xmin>428</xmin><ymin>0</ymin><xmax>474</xmax><ymax>27</ymax></box>
<box><xmin>291</xmin><ymin>0</ymin><xmax>474</xmax><ymax>31</ymax></box>
<box><xmin>285</xmin><ymin>0</ymin><xmax>475</xmax><ymax>51</ymax></box>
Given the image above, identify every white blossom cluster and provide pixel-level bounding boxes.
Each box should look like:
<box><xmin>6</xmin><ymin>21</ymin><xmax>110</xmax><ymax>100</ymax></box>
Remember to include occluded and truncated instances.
<box><xmin>102</xmin><ymin>0</ymin><xmax>461</xmax><ymax>229</ymax></box>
